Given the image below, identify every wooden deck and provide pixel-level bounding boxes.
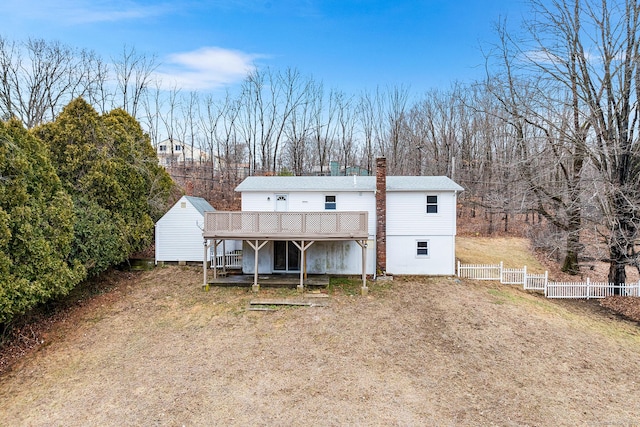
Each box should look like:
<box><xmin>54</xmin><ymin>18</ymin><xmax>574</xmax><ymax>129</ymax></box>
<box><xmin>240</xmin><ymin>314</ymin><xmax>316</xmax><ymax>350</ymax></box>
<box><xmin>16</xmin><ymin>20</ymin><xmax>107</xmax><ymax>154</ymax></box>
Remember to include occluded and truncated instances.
<box><xmin>203</xmin><ymin>211</ymin><xmax>369</xmax><ymax>240</ymax></box>
<box><xmin>207</xmin><ymin>273</ymin><xmax>330</xmax><ymax>288</ymax></box>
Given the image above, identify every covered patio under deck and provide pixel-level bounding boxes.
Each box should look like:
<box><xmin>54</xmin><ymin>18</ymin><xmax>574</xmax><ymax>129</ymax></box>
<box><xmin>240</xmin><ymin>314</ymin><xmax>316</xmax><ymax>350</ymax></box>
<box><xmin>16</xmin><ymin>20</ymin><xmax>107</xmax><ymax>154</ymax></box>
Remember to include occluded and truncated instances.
<box><xmin>206</xmin><ymin>273</ymin><xmax>331</xmax><ymax>288</ymax></box>
<box><xmin>202</xmin><ymin>211</ymin><xmax>370</xmax><ymax>294</ymax></box>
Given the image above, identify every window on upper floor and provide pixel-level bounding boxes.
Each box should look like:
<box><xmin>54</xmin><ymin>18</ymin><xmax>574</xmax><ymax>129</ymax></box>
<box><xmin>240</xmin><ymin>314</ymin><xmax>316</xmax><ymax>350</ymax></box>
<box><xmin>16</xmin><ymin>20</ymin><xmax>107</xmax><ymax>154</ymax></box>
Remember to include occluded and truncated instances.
<box><xmin>175</xmin><ymin>145</ymin><xmax>182</xmax><ymax>151</ymax></box>
<box><xmin>416</xmin><ymin>240</ymin><xmax>429</xmax><ymax>257</ymax></box>
<box><xmin>325</xmin><ymin>195</ymin><xmax>336</xmax><ymax>210</ymax></box>
<box><xmin>426</xmin><ymin>195</ymin><xmax>438</xmax><ymax>214</ymax></box>
<box><xmin>159</xmin><ymin>145</ymin><xmax>167</xmax><ymax>152</ymax></box>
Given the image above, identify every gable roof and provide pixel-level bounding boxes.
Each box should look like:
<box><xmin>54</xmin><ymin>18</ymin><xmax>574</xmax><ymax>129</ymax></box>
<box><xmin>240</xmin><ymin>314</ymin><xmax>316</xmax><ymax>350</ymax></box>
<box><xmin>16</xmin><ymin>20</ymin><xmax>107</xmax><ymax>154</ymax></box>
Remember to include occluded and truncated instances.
<box><xmin>386</xmin><ymin>176</ymin><xmax>464</xmax><ymax>192</ymax></box>
<box><xmin>183</xmin><ymin>196</ymin><xmax>215</xmax><ymax>216</ymax></box>
<box><xmin>235</xmin><ymin>176</ymin><xmax>375</xmax><ymax>192</ymax></box>
<box><xmin>235</xmin><ymin>175</ymin><xmax>463</xmax><ymax>192</ymax></box>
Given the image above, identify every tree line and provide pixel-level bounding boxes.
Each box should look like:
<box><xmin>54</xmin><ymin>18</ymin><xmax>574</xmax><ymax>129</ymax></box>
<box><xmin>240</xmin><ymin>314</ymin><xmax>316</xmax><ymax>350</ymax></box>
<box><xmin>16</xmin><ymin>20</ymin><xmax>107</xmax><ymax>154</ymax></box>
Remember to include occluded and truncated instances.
<box><xmin>1</xmin><ymin>0</ymin><xmax>639</xmax><ymax>289</ymax></box>
<box><xmin>0</xmin><ymin>98</ymin><xmax>175</xmax><ymax>326</ymax></box>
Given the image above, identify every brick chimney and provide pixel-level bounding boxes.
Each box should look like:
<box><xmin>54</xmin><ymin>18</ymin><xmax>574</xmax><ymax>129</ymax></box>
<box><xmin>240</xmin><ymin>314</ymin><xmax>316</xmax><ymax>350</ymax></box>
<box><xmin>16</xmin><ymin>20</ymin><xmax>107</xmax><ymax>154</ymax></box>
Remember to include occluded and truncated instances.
<box><xmin>185</xmin><ymin>180</ymin><xmax>194</xmax><ymax>196</ymax></box>
<box><xmin>376</xmin><ymin>157</ymin><xmax>386</xmax><ymax>274</ymax></box>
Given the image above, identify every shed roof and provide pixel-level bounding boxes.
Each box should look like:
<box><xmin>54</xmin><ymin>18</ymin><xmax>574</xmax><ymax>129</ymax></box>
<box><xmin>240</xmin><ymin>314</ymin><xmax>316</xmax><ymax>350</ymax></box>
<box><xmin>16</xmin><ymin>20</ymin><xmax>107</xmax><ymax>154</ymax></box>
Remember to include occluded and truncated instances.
<box><xmin>235</xmin><ymin>175</ymin><xmax>463</xmax><ymax>192</ymax></box>
<box><xmin>184</xmin><ymin>196</ymin><xmax>215</xmax><ymax>216</ymax></box>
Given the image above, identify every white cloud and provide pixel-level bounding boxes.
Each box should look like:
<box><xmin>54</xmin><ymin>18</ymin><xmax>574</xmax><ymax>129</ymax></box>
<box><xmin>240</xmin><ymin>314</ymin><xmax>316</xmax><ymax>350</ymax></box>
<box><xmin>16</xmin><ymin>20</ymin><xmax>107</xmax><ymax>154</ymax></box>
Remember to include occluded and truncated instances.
<box><xmin>0</xmin><ymin>0</ymin><xmax>174</xmax><ymax>24</ymax></box>
<box><xmin>154</xmin><ymin>47</ymin><xmax>264</xmax><ymax>91</ymax></box>
<box><xmin>521</xmin><ymin>48</ymin><xmax>601</xmax><ymax>67</ymax></box>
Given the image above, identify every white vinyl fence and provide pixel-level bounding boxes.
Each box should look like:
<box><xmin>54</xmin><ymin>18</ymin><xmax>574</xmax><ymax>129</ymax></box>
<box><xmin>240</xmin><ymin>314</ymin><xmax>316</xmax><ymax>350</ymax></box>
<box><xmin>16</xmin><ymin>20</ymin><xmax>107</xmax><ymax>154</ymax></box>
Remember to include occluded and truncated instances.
<box><xmin>457</xmin><ymin>261</ymin><xmax>639</xmax><ymax>299</ymax></box>
<box><xmin>457</xmin><ymin>261</ymin><xmax>541</xmax><ymax>287</ymax></box>
<box><xmin>457</xmin><ymin>262</ymin><xmax>503</xmax><ymax>281</ymax></box>
<box><xmin>546</xmin><ymin>279</ymin><xmax>640</xmax><ymax>299</ymax></box>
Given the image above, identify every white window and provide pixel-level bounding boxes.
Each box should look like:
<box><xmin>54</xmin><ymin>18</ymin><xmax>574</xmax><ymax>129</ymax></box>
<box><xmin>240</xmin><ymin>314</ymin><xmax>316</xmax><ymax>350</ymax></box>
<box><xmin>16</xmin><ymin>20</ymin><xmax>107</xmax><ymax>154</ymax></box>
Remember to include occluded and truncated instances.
<box><xmin>416</xmin><ymin>240</ymin><xmax>429</xmax><ymax>257</ymax></box>
<box><xmin>426</xmin><ymin>195</ymin><xmax>438</xmax><ymax>214</ymax></box>
<box><xmin>325</xmin><ymin>195</ymin><xmax>336</xmax><ymax>210</ymax></box>
<box><xmin>175</xmin><ymin>145</ymin><xmax>182</xmax><ymax>151</ymax></box>
<box><xmin>159</xmin><ymin>145</ymin><xmax>167</xmax><ymax>152</ymax></box>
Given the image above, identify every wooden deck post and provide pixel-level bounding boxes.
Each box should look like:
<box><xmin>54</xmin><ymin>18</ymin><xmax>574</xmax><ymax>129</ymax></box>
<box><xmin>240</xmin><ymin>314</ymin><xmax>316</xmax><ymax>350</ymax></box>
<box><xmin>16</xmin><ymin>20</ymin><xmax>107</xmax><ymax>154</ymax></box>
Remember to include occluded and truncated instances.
<box><xmin>203</xmin><ymin>239</ymin><xmax>210</xmax><ymax>291</ymax></box>
<box><xmin>357</xmin><ymin>240</ymin><xmax>368</xmax><ymax>295</ymax></box>
<box><xmin>298</xmin><ymin>240</ymin><xmax>305</xmax><ymax>292</ymax></box>
<box><xmin>246</xmin><ymin>240</ymin><xmax>268</xmax><ymax>292</ymax></box>
<box><xmin>292</xmin><ymin>240</ymin><xmax>315</xmax><ymax>292</ymax></box>
<box><xmin>212</xmin><ymin>240</ymin><xmax>218</xmax><ymax>280</ymax></box>
<box><xmin>222</xmin><ymin>239</ymin><xmax>227</xmax><ymax>275</ymax></box>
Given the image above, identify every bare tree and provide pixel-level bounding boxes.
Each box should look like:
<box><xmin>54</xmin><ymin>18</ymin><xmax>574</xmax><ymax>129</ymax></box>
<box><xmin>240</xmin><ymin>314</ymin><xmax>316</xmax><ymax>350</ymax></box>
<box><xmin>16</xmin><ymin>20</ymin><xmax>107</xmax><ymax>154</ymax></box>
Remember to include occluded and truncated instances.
<box><xmin>334</xmin><ymin>91</ymin><xmax>356</xmax><ymax>174</ymax></box>
<box><xmin>141</xmin><ymin>80</ymin><xmax>165</xmax><ymax>148</ymax></box>
<box><xmin>486</xmin><ymin>17</ymin><xmax>592</xmax><ymax>272</ymax></box>
<box><xmin>505</xmin><ymin>0</ymin><xmax>640</xmax><ymax>283</ymax></box>
<box><xmin>112</xmin><ymin>45</ymin><xmax>157</xmax><ymax>119</ymax></box>
<box><xmin>356</xmin><ymin>90</ymin><xmax>377</xmax><ymax>174</ymax></box>
<box><xmin>377</xmin><ymin>85</ymin><xmax>410</xmax><ymax>174</ymax></box>
<box><xmin>310</xmin><ymin>85</ymin><xmax>339</xmax><ymax>175</ymax></box>
<box><xmin>0</xmin><ymin>37</ymin><xmax>102</xmax><ymax>128</ymax></box>
<box><xmin>237</xmin><ymin>67</ymin><xmax>310</xmax><ymax>174</ymax></box>
<box><xmin>283</xmin><ymin>79</ymin><xmax>317</xmax><ymax>175</ymax></box>
<box><xmin>159</xmin><ymin>85</ymin><xmax>182</xmax><ymax>166</ymax></box>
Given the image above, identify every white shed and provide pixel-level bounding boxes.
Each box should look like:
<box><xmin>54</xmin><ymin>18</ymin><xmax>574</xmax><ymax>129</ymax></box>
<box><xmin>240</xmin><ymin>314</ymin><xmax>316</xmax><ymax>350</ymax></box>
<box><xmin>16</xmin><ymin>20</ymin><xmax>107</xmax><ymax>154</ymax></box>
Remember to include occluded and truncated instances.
<box><xmin>155</xmin><ymin>195</ymin><xmax>239</xmax><ymax>264</ymax></box>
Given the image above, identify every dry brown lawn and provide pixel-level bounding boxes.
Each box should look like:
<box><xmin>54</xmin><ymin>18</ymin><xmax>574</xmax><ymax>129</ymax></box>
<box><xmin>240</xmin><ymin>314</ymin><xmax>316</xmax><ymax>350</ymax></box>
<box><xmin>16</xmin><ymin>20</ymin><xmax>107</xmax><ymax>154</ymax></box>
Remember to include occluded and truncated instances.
<box><xmin>1</xmin><ymin>264</ymin><xmax>639</xmax><ymax>426</ymax></box>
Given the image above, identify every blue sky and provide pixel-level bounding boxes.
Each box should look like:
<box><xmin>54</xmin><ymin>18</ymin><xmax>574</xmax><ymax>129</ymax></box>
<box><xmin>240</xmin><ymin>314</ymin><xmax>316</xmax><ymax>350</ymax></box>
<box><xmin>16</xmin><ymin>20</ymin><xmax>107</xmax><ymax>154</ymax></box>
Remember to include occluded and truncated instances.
<box><xmin>0</xmin><ymin>0</ymin><xmax>530</xmax><ymax>95</ymax></box>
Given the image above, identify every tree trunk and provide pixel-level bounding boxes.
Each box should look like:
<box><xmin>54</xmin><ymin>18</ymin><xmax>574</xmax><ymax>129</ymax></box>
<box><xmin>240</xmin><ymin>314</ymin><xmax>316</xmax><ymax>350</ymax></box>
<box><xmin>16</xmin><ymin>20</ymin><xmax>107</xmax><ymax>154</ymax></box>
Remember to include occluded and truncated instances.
<box><xmin>561</xmin><ymin>247</ymin><xmax>579</xmax><ymax>275</ymax></box>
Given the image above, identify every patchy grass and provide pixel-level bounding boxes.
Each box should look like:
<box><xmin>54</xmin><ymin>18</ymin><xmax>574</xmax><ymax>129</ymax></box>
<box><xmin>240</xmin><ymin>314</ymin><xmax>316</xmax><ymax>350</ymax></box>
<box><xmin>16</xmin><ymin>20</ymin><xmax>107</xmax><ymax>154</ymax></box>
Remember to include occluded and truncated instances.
<box><xmin>2</xmin><ymin>250</ymin><xmax>640</xmax><ymax>426</ymax></box>
<box><xmin>457</xmin><ymin>236</ymin><xmax>546</xmax><ymax>273</ymax></box>
<box><xmin>328</xmin><ymin>276</ymin><xmax>364</xmax><ymax>296</ymax></box>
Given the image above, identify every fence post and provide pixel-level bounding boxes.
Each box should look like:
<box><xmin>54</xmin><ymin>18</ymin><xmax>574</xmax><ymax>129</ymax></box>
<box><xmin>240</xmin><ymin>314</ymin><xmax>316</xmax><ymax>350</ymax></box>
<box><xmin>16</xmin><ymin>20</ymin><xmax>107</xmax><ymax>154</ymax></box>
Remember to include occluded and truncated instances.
<box><xmin>457</xmin><ymin>260</ymin><xmax>460</xmax><ymax>277</ymax></box>
<box><xmin>544</xmin><ymin>271</ymin><xmax>548</xmax><ymax>288</ymax></box>
<box><xmin>499</xmin><ymin>261</ymin><xmax>504</xmax><ymax>282</ymax></box>
<box><xmin>523</xmin><ymin>265</ymin><xmax>527</xmax><ymax>289</ymax></box>
<box><xmin>586</xmin><ymin>277</ymin><xmax>591</xmax><ymax>300</ymax></box>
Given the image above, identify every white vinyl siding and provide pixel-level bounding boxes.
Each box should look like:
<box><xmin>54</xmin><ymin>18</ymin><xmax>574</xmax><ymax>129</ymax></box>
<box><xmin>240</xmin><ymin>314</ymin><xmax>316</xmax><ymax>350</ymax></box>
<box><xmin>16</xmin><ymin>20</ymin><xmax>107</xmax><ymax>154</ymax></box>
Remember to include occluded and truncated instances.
<box><xmin>238</xmin><ymin>180</ymin><xmax>460</xmax><ymax>276</ymax></box>
<box><xmin>387</xmin><ymin>235</ymin><xmax>456</xmax><ymax>275</ymax></box>
<box><xmin>242</xmin><ymin>239</ymin><xmax>374</xmax><ymax>275</ymax></box>
<box><xmin>240</xmin><ymin>190</ymin><xmax>376</xmax><ymax>275</ymax></box>
<box><xmin>155</xmin><ymin>196</ymin><xmax>239</xmax><ymax>263</ymax></box>
<box><xmin>242</xmin><ymin>190</ymin><xmax>376</xmax><ymax>237</ymax></box>
<box><xmin>386</xmin><ymin>191</ymin><xmax>457</xmax><ymax>236</ymax></box>
<box><xmin>155</xmin><ymin>197</ymin><xmax>209</xmax><ymax>263</ymax></box>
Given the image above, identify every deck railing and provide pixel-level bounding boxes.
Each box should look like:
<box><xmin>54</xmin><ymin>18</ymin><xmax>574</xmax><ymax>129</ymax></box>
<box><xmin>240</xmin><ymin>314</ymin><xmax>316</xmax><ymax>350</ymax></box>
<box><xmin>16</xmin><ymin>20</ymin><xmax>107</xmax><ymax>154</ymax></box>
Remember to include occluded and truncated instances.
<box><xmin>212</xmin><ymin>251</ymin><xmax>243</xmax><ymax>269</ymax></box>
<box><xmin>204</xmin><ymin>211</ymin><xmax>369</xmax><ymax>239</ymax></box>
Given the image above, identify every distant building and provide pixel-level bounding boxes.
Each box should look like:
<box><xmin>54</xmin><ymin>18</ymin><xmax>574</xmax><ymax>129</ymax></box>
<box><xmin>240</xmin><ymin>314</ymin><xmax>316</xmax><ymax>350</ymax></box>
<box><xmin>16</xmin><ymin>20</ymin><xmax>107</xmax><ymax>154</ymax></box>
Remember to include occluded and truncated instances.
<box><xmin>311</xmin><ymin>161</ymin><xmax>370</xmax><ymax>176</ymax></box>
<box><xmin>156</xmin><ymin>139</ymin><xmax>208</xmax><ymax>167</ymax></box>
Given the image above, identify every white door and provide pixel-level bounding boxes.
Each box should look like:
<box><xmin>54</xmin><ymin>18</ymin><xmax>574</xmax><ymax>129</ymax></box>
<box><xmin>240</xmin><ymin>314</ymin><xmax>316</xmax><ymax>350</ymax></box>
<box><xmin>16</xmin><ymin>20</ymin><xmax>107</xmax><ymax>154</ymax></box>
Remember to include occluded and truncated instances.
<box><xmin>275</xmin><ymin>194</ymin><xmax>288</xmax><ymax>211</ymax></box>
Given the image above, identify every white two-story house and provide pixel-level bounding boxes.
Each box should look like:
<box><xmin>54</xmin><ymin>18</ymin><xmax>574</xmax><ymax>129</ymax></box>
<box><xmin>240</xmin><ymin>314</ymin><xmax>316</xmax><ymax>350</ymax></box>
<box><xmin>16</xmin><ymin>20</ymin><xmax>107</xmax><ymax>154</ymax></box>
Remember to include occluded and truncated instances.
<box><xmin>202</xmin><ymin>158</ymin><xmax>463</xmax><ymax>292</ymax></box>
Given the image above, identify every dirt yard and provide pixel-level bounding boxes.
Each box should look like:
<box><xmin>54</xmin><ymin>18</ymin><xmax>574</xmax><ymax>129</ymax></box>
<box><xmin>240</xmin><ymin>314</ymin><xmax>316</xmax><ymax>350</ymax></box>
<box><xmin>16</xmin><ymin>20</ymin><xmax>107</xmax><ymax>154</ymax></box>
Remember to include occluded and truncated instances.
<box><xmin>1</xmin><ymin>266</ymin><xmax>639</xmax><ymax>426</ymax></box>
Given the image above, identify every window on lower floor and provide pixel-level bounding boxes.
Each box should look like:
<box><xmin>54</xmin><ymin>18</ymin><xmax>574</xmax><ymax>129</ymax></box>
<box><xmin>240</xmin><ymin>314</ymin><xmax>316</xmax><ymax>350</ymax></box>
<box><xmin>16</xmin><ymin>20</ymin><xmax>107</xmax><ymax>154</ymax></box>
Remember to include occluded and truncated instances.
<box><xmin>416</xmin><ymin>240</ymin><xmax>429</xmax><ymax>257</ymax></box>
